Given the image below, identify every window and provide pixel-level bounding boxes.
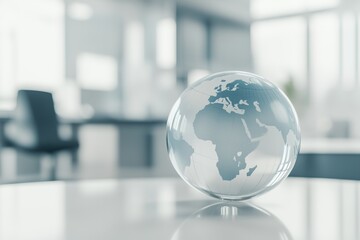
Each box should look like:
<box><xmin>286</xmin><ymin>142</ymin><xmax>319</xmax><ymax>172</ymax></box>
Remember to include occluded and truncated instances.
<box><xmin>156</xmin><ymin>18</ymin><xmax>176</xmax><ymax>70</ymax></box>
<box><xmin>77</xmin><ymin>53</ymin><xmax>118</xmax><ymax>91</ymax></box>
<box><xmin>0</xmin><ymin>0</ymin><xmax>64</xmax><ymax>107</ymax></box>
<box><xmin>341</xmin><ymin>13</ymin><xmax>356</xmax><ymax>88</ymax></box>
<box><xmin>310</xmin><ymin>12</ymin><xmax>339</xmax><ymax>104</ymax></box>
<box><xmin>251</xmin><ymin>0</ymin><xmax>340</xmax><ymax>19</ymax></box>
<box><xmin>252</xmin><ymin>17</ymin><xmax>306</xmax><ymax>91</ymax></box>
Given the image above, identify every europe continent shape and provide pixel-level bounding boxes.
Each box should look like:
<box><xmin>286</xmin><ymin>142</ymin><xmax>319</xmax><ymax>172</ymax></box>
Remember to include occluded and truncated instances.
<box><xmin>166</xmin><ymin>71</ymin><xmax>301</xmax><ymax>200</ymax></box>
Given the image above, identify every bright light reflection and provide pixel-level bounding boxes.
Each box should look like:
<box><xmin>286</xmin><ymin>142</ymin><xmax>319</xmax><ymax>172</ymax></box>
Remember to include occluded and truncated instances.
<box><xmin>342</xmin><ymin>13</ymin><xmax>356</xmax><ymax>88</ymax></box>
<box><xmin>0</xmin><ymin>0</ymin><xmax>64</xmax><ymax>93</ymax></box>
<box><xmin>68</xmin><ymin>2</ymin><xmax>93</xmax><ymax>21</ymax></box>
<box><xmin>310</xmin><ymin>12</ymin><xmax>339</xmax><ymax>104</ymax></box>
<box><xmin>77</xmin><ymin>53</ymin><xmax>118</xmax><ymax>91</ymax></box>
<box><xmin>251</xmin><ymin>0</ymin><xmax>339</xmax><ymax>19</ymax></box>
<box><xmin>124</xmin><ymin>21</ymin><xmax>144</xmax><ymax>65</ymax></box>
<box><xmin>251</xmin><ymin>18</ymin><xmax>306</xmax><ymax>89</ymax></box>
<box><xmin>0</xmin><ymin>183</ymin><xmax>65</xmax><ymax>239</ymax></box>
<box><xmin>187</xmin><ymin>69</ymin><xmax>210</xmax><ymax>85</ymax></box>
<box><xmin>78</xmin><ymin>180</ymin><xmax>118</xmax><ymax>195</ymax></box>
<box><xmin>270</xmin><ymin>101</ymin><xmax>288</xmax><ymax>123</ymax></box>
<box><xmin>310</xmin><ymin>181</ymin><xmax>340</xmax><ymax>239</ymax></box>
<box><xmin>157</xmin><ymin>185</ymin><xmax>175</xmax><ymax>218</ymax></box>
<box><xmin>124</xmin><ymin>187</ymin><xmax>144</xmax><ymax>221</ymax></box>
<box><xmin>156</xmin><ymin>18</ymin><xmax>176</xmax><ymax>69</ymax></box>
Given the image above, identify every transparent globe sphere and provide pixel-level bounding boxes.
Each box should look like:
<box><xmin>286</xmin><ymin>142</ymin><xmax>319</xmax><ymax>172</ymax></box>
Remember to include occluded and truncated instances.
<box><xmin>167</xmin><ymin>71</ymin><xmax>301</xmax><ymax>201</ymax></box>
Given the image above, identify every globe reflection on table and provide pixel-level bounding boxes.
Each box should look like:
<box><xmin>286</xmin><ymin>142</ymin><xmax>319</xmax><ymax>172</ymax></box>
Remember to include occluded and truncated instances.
<box><xmin>171</xmin><ymin>202</ymin><xmax>292</xmax><ymax>240</ymax></box>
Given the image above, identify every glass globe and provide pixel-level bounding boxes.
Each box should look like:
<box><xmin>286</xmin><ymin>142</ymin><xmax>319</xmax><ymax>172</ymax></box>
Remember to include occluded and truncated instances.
<box><xmin>166</xmin><ymin>71</ymin><xmax>301</xmax><ymax>201</ymax></box>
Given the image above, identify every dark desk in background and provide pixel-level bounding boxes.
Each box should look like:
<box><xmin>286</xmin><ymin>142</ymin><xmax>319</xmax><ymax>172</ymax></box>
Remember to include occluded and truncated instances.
<box><xmin>291</xmin><ymin>139</ymin><xmax>360</xmax><ymax>180</ymax></box>
<box><xmin>66</xmin><ymin>115</ymin><xmax>167</xmax><ymax>167</ymax></box>
<box><xmin>0</xmin><ymin>112</ymin><xmax>167</xmax><ymax>167</ymax></box>
<box><xmin>292</xmin><ymin>153</ymin><xmax>360</xmax><ymax>180</ymax></box>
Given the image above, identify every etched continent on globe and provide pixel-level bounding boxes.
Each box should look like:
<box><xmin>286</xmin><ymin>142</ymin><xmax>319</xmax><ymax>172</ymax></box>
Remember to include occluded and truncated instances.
<box><xmin>193</xmin><ymin>79</ymin><xmax>297</xmax><ymax>180</ymax></box>
<box><xmin>166</xmin><ymin>71</ymin><xmax>301</xmax><ymax>201</ymax></box>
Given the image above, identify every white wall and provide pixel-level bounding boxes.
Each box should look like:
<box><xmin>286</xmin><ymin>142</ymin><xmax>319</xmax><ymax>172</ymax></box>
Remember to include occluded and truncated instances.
<box><xmin>176</xmin><ymin>0</ymin><xmax>253</xmax><ymax>83</ymax></box>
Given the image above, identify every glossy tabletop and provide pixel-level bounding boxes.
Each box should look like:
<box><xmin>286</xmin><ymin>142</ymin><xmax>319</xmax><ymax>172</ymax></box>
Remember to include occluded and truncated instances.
<box><xmin>0</xmin><ymin>177</ymin><xmax>359</xmax><ymax>240</ymax></box>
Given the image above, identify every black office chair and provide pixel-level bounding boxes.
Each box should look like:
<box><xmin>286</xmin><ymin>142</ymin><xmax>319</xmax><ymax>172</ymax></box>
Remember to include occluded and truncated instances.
<box><xmin>4</xmin><ymin>90</ymin><xmax>79</xmax><ymax>180</ymax></box>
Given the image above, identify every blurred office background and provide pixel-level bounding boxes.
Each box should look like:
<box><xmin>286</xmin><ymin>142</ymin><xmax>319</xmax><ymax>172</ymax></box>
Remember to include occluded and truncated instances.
<box><xmin>0</xmin><ymin>0</ymin><xmax>360</xmax><ymax>183</ymax></box>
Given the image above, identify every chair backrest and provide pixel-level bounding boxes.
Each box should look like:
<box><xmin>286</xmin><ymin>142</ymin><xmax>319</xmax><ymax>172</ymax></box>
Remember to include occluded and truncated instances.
<box><xmin>13</xmin><ymin>90</ymin><xmax>60</xmax><ymax>148</ymax></box>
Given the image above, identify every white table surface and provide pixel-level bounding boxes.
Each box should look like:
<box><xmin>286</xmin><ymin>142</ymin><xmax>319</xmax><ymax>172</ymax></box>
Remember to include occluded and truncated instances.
<box><xmin>0</xmin><ymin>177</ymin><xmax>359</xmax><ymax>240</ymax></box>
